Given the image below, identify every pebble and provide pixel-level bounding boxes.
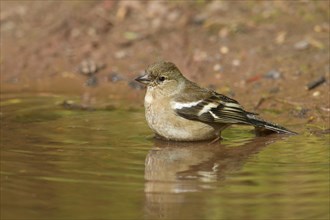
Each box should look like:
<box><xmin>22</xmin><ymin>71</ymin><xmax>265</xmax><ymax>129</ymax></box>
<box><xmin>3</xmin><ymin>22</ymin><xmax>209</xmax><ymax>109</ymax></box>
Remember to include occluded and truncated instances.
<box><xmin>220</xmin><ymin>46</ymin><xmax>229</xmax><ymax>54</ymax></box>
<box><xmin>78</xmin><ymin>60</ymin><xmax>105</xmax><ymax>76</ymax></box>
<box><xmin>85</xmin><ymin>75</ymin><xmax>98</xmax><ymax>87</ymax></box>
<box><xmin>114</xmin><ymin>50</ymin><xmax>128</xmax><ymax>59</ymax></box>
<box><xmin>320</xmin><ymin>107</ymin><xmax>330</xmax><ymax>112</ymax></box>
<box><xmin>275</xmin><ymin>31</ymin><xmax>287</xmax><ymax>44</ymax></box>
<box><xmin>294</xmin><ymin>40</ymin><xmax>309</xmax><ymax>50</ymax></box>
<box><xmin>79</xmin><ymin>60</ymin><xmax>97</xmax><ymax>75</ymax></box>
<box><xmin>213</xmin><ymin>64</ymin><xmax>222</xmax><ymax>72</ymax></box>
<box><xmin>193</xmin><ymin>14</ymin><xmax>207</xmax><ymax>25</ymax></box>
<box><xmin>264</xmin><ymin>70</ymin><xmax>281</xmax><ymax>79</ymax></box>
<box><xmin>312</xmin><ymin>91</ymin><xmax>320</xmax><ymax>97</ymax></box>
<box><xmin>314</xmin><ymin>23</ymin><xmax>329</xmax><ymax>33</ymax></box>
<box><xmin>61</xmin><ymin>100</ymin><xmax>84</xmax><ymax>110</ymax></box>
<box><xmin>193</xmin><ymin>50</ymin><xmax>208</xmax><ymax>62</ymax></box>
<box><xmin>108</xmin><ymin>72</ymin><xmax>124</xmax><ymax>82</ymax></box>
<box><xmin>232</xmin><ymin>59</ymin><xmax>240</xmax><ymax>67</ymax></box>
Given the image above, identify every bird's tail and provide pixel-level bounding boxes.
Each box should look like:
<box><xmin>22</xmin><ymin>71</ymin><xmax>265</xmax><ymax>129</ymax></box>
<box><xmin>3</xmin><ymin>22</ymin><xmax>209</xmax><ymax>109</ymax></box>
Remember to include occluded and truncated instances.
<box><xmin>247</xmin><ymin>114</ymin><xmax>297</xmax><ymax>135</ymax></box>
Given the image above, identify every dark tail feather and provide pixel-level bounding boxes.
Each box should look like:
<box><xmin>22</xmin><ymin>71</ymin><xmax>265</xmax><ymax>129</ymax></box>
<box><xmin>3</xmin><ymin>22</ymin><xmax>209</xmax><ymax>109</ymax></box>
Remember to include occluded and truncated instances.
<box><xmin>247</xmin><ymin>114</ymin><xmax>297</xmax><ymax>135</ymax></box>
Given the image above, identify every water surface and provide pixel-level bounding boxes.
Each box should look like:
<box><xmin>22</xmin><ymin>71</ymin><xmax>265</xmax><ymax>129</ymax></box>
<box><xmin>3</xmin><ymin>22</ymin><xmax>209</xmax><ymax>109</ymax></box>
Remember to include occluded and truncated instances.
<box><xmin>1</xmin><ymin>94</ymin><xmax>329</xmax><ymax>220</ymax></box>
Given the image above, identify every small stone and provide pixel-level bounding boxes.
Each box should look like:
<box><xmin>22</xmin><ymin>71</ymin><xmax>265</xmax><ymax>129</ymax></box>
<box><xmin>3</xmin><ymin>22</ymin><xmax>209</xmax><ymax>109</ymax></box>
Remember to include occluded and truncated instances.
<box><xmin>193</xmin><ymin>49</ymin><xmax>208</xmax><ymax>62</ymax></box>
<box><xmin>312</xmin><ymin>91</ymin><xmax>320</xmax><ymax>97</ymax></box>
<box><xmin>313</xmin><ymin>24</ymin><xmax>329</xmax><ymax>33</ymax></box>
<box><xmin>275</xmin><ymin>31</ymin><xmax>287</xmax><ymax>44</ymax></box>
<box><xmin>78</xmin><ymin>60</ymin><xmax>105</xmax><ymax>76</ymax></box>
<box><xmin>232</xmin><ymin>59</ymin><xmax>240</xmax><ymax>67</ymax></box>
<box><xmin>61</xmin><ymin>100</ymin><xmax>81</xmax><ymax>110</ymax></box>
<box><xmin>80</xmin><ymin>60</ymin><xmax>96</xmax><ymax>75</ymax></box>
<box><xmin>108</xmin><ymin>72</ymin><xmax>124</xmax><ymax>82</ymax></box>
<box><xmin>192</xmin><ymin>14</ymin><xmax>207</xmax><ymax>25</ymax></box>
<box><xmin>213</xmin><ymin>63</ymin><xmax>222</xmax><ymax>72</ymax></box>
<box><xmin>220</xmin><ymin>46</ymin><xmax>229</xmax><ymax>54</ymax></box>
<box><xmin>294</xmin><ymin>40</ymin><xmax>309</xmax><ymax>50</ymax></box>
<box><xmin>264</xmin><ymin>70</ymin><xmax>281</xmax><ymax>79</ymax></box>
<box><xmin>114</xmin><ymin>50</ymin><xmax>128</xmax><ymax>59</ymax></box>
<box><xmin>85</xmin><ymin>75</ymin><xmax>98</xmax><ymax>87</ymax></box>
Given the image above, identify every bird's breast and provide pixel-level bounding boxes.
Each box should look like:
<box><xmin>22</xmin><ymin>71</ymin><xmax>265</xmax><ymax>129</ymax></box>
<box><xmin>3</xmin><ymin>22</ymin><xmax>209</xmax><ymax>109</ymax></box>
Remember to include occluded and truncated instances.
<box><xmin>145</xmin><ymin>92</ymin><xmax>153</xmax><ymax>104</ymax></box>
<box><xmin>143</xmin><ymin>95</ymin><xmax>219</xmax><ymax>141</ymax></box>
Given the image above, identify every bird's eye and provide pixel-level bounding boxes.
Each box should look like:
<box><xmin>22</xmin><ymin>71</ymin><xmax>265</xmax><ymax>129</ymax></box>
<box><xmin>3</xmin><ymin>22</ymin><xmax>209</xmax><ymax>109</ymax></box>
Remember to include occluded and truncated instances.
<box><xmin>158</xmin><ymin>76</ymin><xmax>166</xmax><ymax>82</ymax></box>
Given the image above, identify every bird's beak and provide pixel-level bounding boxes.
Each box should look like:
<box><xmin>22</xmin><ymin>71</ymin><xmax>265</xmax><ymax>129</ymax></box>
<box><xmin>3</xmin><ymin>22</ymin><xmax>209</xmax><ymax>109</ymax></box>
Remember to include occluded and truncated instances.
<box><xmin>135</xmin><ymin>73</ymin><xmax>151</xmax><ymax>85</ymax></box>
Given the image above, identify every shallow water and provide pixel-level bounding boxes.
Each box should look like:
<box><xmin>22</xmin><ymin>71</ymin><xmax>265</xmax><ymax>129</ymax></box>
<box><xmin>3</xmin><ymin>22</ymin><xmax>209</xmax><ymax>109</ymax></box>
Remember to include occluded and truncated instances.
<box><xmin>1</xmin><ymin>94</ymin><xmax>329</xmax><ymax>220</ymax></box>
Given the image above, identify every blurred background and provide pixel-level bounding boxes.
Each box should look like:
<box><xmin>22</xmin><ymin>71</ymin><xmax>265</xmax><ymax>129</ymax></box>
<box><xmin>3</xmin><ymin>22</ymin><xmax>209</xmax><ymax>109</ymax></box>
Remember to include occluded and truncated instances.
<box><xmin>1</xmin><ymin>1</ymin><xmax>330</xmax><ymax>220</ymax></box>
<box><xmin>1</xmin><ymin>1</ymin><xmax>329</xmax><ymax>125</ymax></box>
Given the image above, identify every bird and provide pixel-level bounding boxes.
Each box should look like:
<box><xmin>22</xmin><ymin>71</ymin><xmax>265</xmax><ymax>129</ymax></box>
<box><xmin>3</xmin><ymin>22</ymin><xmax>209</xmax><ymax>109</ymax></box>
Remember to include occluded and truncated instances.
<box><xmin>135</xmin><ymin>61</ymin><xmax>297</xmax><ymax>141</ymax></box>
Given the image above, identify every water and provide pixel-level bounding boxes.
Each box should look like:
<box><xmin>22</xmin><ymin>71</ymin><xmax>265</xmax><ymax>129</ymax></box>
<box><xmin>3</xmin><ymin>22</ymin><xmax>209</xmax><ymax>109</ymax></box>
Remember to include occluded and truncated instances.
<box><xmin>1</xmin><ymin>94</ymin><xmax>329</xmax><ymax>220</ymax></box>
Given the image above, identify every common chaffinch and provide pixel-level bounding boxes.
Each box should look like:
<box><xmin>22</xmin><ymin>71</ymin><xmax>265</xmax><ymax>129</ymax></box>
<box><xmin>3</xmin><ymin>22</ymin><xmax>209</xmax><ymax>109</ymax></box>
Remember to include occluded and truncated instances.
<box><xmin>135</xmin><ymin>61</ymin><xmax>296</xmax><ymax>141</ymax></box>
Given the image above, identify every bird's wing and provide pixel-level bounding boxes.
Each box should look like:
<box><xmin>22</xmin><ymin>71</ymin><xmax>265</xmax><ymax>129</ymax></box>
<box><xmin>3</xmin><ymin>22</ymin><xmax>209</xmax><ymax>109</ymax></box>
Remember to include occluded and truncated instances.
<box><xmin>172</xmin><ymin>91</ymin><xmax>256</xmax><ymax>125</ymax></box>
<box><xmin>171</xmin><ymin>83</ymin><xmax>296</xmax><ymax>134</ymax></box>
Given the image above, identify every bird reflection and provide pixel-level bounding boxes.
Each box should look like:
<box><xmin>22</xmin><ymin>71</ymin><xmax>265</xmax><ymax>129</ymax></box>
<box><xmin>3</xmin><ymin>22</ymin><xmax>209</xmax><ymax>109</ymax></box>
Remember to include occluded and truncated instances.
<box><xmin>144</xmin><ymin>135</ymin><xmax>286</xmax><ymax>219</ymax></box>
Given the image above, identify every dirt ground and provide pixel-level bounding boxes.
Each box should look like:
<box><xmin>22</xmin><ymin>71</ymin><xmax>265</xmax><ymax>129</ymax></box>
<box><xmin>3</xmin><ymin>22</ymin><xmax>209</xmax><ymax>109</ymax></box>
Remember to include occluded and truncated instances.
<box><xmin>1</xmin><ymin>1</ymin><xmax>329</xmax><ymax>132</ymax></box>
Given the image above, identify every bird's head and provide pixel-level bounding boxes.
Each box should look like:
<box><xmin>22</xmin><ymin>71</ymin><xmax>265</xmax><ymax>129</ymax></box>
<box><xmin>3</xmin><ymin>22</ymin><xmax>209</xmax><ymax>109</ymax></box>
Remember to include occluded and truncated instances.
<box><xmin>135</xmin><ymin>61</ymin><xmax>185</xmax><ymax>94</ymax></box>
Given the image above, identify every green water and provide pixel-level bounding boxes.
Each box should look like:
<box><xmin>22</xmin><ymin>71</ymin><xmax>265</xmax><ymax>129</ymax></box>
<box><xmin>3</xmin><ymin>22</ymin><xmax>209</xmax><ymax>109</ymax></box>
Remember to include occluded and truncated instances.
<box><xmin>1</xmin><ymin>94</ymin><xmax>329</xmax><ymax>220</ymax></box>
